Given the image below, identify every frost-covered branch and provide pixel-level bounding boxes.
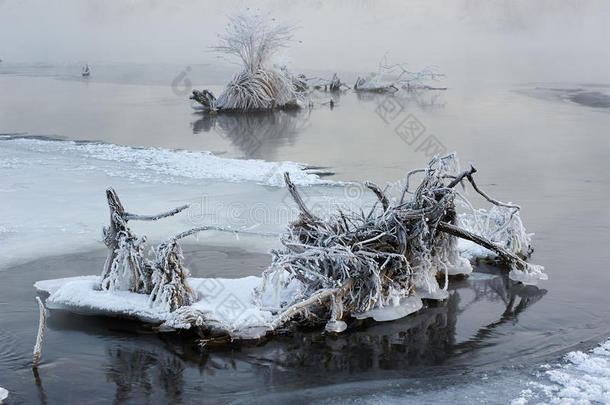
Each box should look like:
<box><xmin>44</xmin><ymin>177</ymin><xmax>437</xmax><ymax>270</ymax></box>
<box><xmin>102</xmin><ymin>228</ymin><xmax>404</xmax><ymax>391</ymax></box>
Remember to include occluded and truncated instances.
<box><xmin>71</xmin><ymin>154</ymin><xmax>545</xmax><ymax>341</ymax></box>
<box><xmin>171</xmin><ymin>226</ymin><xmax>280</xmax><ymax>241</ymax></box>
<box><xmin>355</xmin><ymin>56</ymin><xmax>445</xmax><ymax>92</ymax></box>
<box><xmin>254</xmin><ymin>154</ymin><xmax>545</xmax><ymax>333</ymax></box>
<box><xmin>100</xmin><ymin>188</ymin><xmax>197</xmax><ymax>313</ymax></box>
<box><xmin>148</xmin><ymin>241</ymin><xmax>194</xmax><ymax>312</ymax></box>
<box><xmin>124</xmin><ymin>204</ymin><xmax>189</xmax><ymax>221</ymax></box>
<box><xmin>308</xmin><ymin>73</ymin><xmax>350</xmax><ymax>91</ymax></box>
<box><xmin>32</xmin><ymin>297</ymin><xmax>46</xmax><ymax>369</ymax></box>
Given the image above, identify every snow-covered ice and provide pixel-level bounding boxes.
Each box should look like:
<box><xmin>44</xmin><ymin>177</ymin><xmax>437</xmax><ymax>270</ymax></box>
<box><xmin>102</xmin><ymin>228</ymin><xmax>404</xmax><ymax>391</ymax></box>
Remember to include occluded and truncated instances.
<box><xmin>0</xmin><ymin>136</ymin><xmax>324</xmax><ymax>186</ymax></box>
<box><xmin>36</xmin><ymin>275</ymin><xmax>300</xmax><ymax>338</ymax></box>
<box><xmin>0</xmin><ymin>135</ymin><xmax>329</xmax><ymax>269</ymax></box>
<box><xmin>34</xmin><ymin>274</ymin><xmax>434</xmax><ymax>337</ymax></box>
<box><xmin>513</xmin><ymin>339</ymin><xmax>610</xmax><ymax>404</ymax></box>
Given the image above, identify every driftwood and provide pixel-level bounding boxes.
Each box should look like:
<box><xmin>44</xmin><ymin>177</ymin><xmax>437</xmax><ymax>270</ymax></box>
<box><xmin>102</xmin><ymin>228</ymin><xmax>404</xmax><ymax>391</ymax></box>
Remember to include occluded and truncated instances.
<box><xmin>254</xmin><ymin>154</ymin><xmax>543</xmax><ymax>332</ymax></box>
<box><xmin>310</xmin><ymin>73</ymin><xmax>350</xmax><ymax>92</ymax></box>
<box><xmin>32</xmin><ymin>297</ymin><xmax>46</xmax><ymax>369</ymax></box>
<box><xmin>354</xmin><ymin>57</ymin><xmax>444</xmax><ymax>93</ymax></box>
<box><xmin>77</xmin><ymin>155</ymin><xmax>543</xmax><ymax>340</ymax></box>
<box><xmin>100</xmin><ymin>188</ymin><xmax>281</xmax><ymax>314</ymax></box>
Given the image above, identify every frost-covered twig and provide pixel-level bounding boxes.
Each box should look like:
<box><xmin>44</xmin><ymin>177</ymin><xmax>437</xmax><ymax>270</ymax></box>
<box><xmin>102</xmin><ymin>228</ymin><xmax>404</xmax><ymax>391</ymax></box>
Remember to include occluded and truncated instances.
<box><xmin>100</xmin><ymin>188</ymin><xmax>198</xmax><ymax>313</ymax></box>
<box><xmin>212</xmin><ymin>12</ymin><xmax>295</xmax><ymax>73</ymax></box>
<box><xmin>308</xmin><ymin>73</ymin><xmax>350</xmax><ymax>91</ymax></box>
<box><xmin>355</xmin><ymin>56</ymin><xmax>444</xmax><ymax>92</ymax></box>
<box><xmin>269</xmin><ymin>285</ymin><xmax>343</xmax><ymax>330</ymax></box>
<box><xmin>32</xmin><ymin>297</ymin><xmax>46</xmax><ymax>369</ymax></box>
<box><xmin>172</xmin><ymin>226</ymin><xmax>280</xmax><ymax>241</ymax></box>
<box><xmin>123</xmin><ymin>204</ymin><xmax>189</xmax><ymax>221</ymax></box>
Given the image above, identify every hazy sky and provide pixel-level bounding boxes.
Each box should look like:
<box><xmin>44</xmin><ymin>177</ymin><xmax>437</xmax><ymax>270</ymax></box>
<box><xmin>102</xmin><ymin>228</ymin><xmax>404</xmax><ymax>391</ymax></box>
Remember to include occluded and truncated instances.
<box><xmin>1</xmin><ymin>0</ymin><xmax>609</xmax><ymax>83</ymax></box>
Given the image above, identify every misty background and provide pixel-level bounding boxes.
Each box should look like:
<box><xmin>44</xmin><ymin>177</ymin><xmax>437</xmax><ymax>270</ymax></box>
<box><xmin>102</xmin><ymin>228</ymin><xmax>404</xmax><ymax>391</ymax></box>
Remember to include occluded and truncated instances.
<box><xmin>1</xmin><ymin>0</ymin><xmax>609</xmax><ymax>84</ymax></box>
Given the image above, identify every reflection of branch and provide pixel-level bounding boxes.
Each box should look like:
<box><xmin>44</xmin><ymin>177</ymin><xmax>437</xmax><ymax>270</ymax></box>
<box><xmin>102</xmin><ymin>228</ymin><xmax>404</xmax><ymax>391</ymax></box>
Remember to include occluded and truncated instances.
<box><xmin>32</xmin><ymin>367</ymin><xmax>47</xmax><ymax>405</ymax></box>
<box><xmin>192</xmin><ymin>110</ymin><xmax>310</xmax><ymax>158</ymax></box>
<box><xmin>356</xmin><ymin>88</ymin><xmax>447</xmax><ymax>109</ymax></box>
<box><xmin>106</xmin><ymin>347</ymin><xmax>185</xmax><ymax>403</ymax></box>
<box><xmin>452</xmin><ymin>282</ymin><xmax>547</xmax><ymax>355</ymax></box>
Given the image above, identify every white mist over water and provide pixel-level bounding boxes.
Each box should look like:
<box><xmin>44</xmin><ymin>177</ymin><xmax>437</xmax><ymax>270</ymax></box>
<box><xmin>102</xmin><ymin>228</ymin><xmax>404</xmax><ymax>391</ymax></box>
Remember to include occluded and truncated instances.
<box><xmin>1</xmin><ymin>1</ymin><xmax>609</xmax><ymax>84</ymax></box>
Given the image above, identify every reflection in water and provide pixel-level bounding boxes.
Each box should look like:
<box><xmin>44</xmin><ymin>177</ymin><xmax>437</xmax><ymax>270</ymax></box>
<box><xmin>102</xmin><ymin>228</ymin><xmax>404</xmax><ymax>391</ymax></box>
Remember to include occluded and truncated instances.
<box><xmin>32</xmin><ymin>367</ymin><xmax>48</xmax><ymax>405</ymax></box>
<box><xmin>106</xmin><ymin>347</ymin><xmax>185</xmax><ymax>404</ymax></box>
<box><xmin>191</xmin><ymin>110</ymin><xmax>311</xmax><ymax>159</ymax></box>
<box><xmin>250</xmin><ymin>272</ymin><xmax>546</xmax><ymax>373</ymax></box>
<box><xmin>356</xmin><ymin>88</ymin><xmax>446</xmax><ymax>110</ymax></box>
<box><xmin>91</xmin><ymin>273</ymin><xmax>545</xmax><ymax>402</ymax></box>
<box><xmin>453</xmin><ymin>273</ymin><xmax>547</xmax><ymax>356</ymax></box>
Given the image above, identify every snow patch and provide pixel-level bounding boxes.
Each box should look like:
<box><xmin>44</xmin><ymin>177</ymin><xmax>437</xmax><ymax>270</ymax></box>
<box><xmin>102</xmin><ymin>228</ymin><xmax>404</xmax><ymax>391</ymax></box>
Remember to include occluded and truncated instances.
<box><xmin>35</xmin><ymin>275</ymin><xmax>434</xmax><ymax>335</ymax></box>
<box><xmin>509</xmin><ymin>265</ymin><xmax>548</xmax><ymax>286</ymax></box>
<box><xmin>514</xmin><ymin>339</ymin><xmax>610</xmax><ymax>404</ymax></box>
<box><xmin>0</xmin><ymin>137</ymin><xmax>323</xmax><ymax>187</ymax></box>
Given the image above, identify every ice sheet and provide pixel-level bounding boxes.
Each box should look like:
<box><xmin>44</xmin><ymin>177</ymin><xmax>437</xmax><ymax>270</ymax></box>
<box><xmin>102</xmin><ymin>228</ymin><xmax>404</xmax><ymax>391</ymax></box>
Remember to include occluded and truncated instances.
<box><xmin>0</xmin><ymin>136</ymin><xmax>324</xmax><ymax>186</ymax></box>
<box><xmin>0</xmin><ymin>136</ymin><xmax>331</xmax><ymax>269</ymax></box>
<box><xmin>35</xmin><ymin>274</ymin><xmax>433</xmax><ymax>335</ymax></box>
<box><xmin>35</xmin><ymin>275</ymin><xmax>274</xmax><ymax>330</ymax></box>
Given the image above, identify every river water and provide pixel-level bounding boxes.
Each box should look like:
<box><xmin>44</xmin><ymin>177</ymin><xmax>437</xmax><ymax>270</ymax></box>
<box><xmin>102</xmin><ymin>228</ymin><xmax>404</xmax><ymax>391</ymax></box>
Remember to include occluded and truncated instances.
<box><xmin>1</xmin><ymin>63</ymin><xmax>609</xmax><ymax>404</ymax></box>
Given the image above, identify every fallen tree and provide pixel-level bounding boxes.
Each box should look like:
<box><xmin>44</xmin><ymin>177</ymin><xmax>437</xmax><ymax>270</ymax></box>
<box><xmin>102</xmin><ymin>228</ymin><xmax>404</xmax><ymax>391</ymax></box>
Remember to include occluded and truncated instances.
<box><xmin>36</xmin><ymin>154</ymin><xmax>546</xmax><ymax>342</ymax></box>
<box><xmin>354</xmin><ymin>56</ymin><xmax>445</xmax><ymax>92</ymax></box>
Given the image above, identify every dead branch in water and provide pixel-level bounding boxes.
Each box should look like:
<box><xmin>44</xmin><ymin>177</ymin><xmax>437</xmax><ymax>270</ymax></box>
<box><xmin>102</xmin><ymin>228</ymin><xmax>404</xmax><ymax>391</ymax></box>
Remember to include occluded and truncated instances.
<box><xmin>309</xmin><ymin>73</ymin><xmax>350</xmax><ymax>92</ymax></box>
<box><xmin>32</xmin><ymin>297</ymin><xmax>46</xmax><ymax>369</ymax></box>
<box><xmin>100</xmin><ymin>188</ymin><xmax>194</xmax><ymax>311</ymax></box>
<box><xmin>254</xmin><ymin>154</ymin><xmax>543</xmax><ymax>332</ymax></box>
<box><xmin>355</xmin><ymin>56</ymin><xmax>444</xmax><ymax>92</ymax></box>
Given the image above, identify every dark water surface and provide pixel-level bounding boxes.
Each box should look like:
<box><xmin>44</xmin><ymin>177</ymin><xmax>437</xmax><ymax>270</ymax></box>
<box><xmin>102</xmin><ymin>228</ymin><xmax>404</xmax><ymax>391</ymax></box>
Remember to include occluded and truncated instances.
<box><xmin>0</xmin><ymin>248</ymin><xmax>555</xmax><ymax>405</ymax></box>
<box><xmin>1</xmin><ymin>65</ymin><xmax>610</xmax><ymax>404</ymax></box>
